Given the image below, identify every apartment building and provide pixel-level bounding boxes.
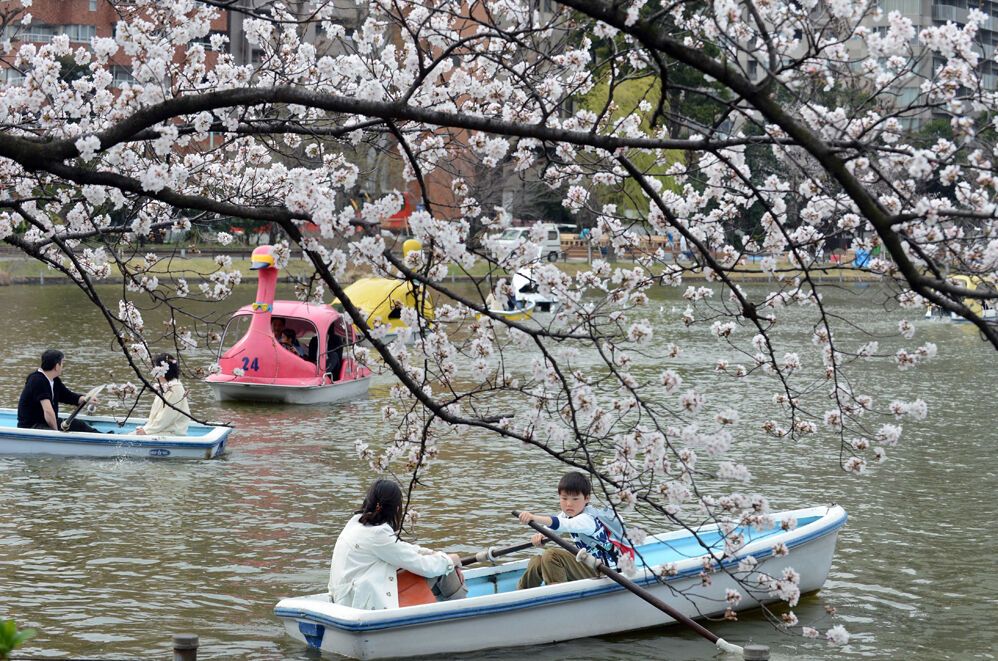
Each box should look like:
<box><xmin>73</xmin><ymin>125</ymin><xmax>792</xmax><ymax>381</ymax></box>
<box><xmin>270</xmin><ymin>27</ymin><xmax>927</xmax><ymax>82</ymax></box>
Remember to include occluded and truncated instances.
<box><xmin>227</xmin><ymin>0</ymin><xmax>365</xmax><ymax>65</ymax></box>
<box><xmin>880</xmin><ymin>0</ymin><xmax>998</xmax><ymax>96</ymax></box>
<box><xmin>738</xmin><ymin>0</ymin><xmax>998</xmax><ymax>126</ymax></box>
<box><xmin>1</xmin><ymin>0</ymin><xmax>228</xmax><ymax>86</ymax></box>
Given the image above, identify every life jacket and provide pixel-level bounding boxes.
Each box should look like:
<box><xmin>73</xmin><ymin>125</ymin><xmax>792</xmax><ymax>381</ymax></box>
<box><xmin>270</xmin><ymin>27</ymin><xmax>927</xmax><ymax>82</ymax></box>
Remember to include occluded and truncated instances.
<box><xmin>572</xmin><ymin>505</ymin><xmax>635</xmax><ymax>566</ymax></box>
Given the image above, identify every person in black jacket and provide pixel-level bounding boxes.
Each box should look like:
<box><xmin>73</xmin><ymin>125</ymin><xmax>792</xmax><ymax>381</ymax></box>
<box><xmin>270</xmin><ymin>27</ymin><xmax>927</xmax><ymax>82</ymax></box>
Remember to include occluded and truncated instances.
<box><xmin>17</xmin><ymin>349</ymin><xmax>102</xmax><ymax>433</ymax></box>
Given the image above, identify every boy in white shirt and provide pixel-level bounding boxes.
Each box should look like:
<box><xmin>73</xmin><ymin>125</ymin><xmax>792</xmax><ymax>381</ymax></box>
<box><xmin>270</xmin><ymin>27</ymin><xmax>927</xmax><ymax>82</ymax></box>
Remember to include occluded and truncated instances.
<box><xmin>516</xmin><ymin>471</ymin><xmax>626</xmax><ymax>589</ymax></box>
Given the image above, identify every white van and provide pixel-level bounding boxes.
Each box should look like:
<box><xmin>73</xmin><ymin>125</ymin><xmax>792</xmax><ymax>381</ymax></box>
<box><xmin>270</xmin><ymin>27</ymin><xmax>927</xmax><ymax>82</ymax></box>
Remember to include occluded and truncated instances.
<box><xmin>494</xmin><ymin>223</ymin><xmax>562</xmax><ymax>262</ymax></box>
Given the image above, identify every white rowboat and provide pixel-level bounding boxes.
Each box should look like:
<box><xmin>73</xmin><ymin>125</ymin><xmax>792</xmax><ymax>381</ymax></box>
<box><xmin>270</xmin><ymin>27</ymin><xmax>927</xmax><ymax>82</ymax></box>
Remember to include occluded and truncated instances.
<box><xmin>275</xmin><ymin>505</ymin><xmax>847</xmax><ymax>659</ymax></box>
<box><xmin>0</xmin><ymin>409</ymin><xmax>231</xmax><ymax>459</ymax></box>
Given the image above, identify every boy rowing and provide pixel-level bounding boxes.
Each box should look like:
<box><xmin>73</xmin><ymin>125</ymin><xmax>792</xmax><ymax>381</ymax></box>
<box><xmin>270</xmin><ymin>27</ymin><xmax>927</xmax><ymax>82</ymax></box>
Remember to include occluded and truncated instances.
<box><xmin>516</xmin><ymin>471</ymin><xmax>632</xmax><ymax>589</ymax></box>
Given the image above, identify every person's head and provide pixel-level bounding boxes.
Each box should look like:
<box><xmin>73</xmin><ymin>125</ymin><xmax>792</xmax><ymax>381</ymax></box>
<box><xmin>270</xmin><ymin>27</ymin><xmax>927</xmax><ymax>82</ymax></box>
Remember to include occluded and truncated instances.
<box><xmin>152</xmin><ymin>353</ymin><xmax>180</xmax><ymax>381</ymax></box>
<box><xmin>271</xmin><ymin>317</ymin><xmax>286</xmax><ymax>337</ymax></box>
<box><xmin>557</xmin><ymin>471</ymin><xmax>592</xmax><ymax>517</ymax></box>
<box><xmin>280</xmin><ymin>328</ymin><xmax>297</xmax><ymax>345</ymax></box>
<box><xmin>357</xmin><ymin>479</ymin><xmax>404</xmax><ymax>531</ymax></box>
<box><xmin>40</xmin><ymin>349</ymin><xmax>64</xmax><ymax>373</ymax></box>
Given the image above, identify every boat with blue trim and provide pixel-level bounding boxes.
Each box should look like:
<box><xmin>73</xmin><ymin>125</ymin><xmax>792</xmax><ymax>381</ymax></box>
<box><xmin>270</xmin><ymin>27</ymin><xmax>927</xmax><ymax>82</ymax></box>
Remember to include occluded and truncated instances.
<box><xmin>275</xmin><ymin>504</ymin><xmax>846</xmax><ymax>659</ymax></box>
<box><xmin>0</xmin><ymin>408</ymin><xmax>230</xmax><ymax>459</ymax></box>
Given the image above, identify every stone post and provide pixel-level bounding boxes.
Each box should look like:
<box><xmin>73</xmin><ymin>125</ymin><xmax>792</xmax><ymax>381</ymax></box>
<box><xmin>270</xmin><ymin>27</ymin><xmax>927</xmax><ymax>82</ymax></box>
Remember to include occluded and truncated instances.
<box><xmin>742</xmin><ymin>643</ymin><xmax>770</xmax><ymax>660</ymax></box>
<box><xmin>172</xmin><ymin>633</ymin><xmax>199</xmax><ymax>661</ymax></box>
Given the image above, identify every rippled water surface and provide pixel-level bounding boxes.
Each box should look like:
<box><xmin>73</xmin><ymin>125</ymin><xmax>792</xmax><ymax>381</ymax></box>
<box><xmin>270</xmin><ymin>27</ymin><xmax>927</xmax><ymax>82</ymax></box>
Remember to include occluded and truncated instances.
<box><xmin>1</xmin><ymin>282</ymin><xmax>995</xmax><ymax>660</ymax></box>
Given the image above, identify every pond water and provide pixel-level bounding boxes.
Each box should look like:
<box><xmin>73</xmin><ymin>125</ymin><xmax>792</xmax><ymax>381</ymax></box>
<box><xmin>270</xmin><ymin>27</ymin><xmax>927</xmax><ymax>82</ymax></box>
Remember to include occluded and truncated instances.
<box><xmin>0</xmin><ymin>281</ymin><xmax>995</xmax><ymax>660</ymax></box>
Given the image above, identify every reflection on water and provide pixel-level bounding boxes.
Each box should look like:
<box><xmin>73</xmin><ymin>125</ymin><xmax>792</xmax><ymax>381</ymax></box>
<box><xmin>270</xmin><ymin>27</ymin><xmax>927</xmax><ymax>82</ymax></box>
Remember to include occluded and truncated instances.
<box><xmin>0</xmin><ymin>283</ymin><xmax>995</xmax><ymax>659</ymax></box>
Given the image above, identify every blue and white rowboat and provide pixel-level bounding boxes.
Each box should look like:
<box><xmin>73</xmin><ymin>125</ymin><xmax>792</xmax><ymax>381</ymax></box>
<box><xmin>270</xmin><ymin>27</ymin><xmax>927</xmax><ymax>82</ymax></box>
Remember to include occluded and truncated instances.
<box><xmin>275</xmin><ymin>505</ymin><xmax>847</xmax><ymax>659</ymax></box>
<box><xmin>0</xmin><ymin>408</ymin><xmax>231</xmax><ymax>459</ymax></box>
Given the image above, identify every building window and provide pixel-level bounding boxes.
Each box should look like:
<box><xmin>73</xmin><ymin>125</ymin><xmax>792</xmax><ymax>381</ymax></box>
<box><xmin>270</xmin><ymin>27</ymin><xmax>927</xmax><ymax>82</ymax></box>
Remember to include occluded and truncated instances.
<box><xmin>191</xmin><ymin>30</ymin><xmax>226</xmax><ymax>47</ymax></box>
<box><xmin>898</xmin><ymin>87</ymin><xmax>919</xmax><ymax>105</ymax></box>
<box><xmin>111</xmin><ymin>65</ymin><xmax>135</xmax><ymax>87</ymax></box>
<box><xmin>878</xmin><ymin>0</ymin><xmax>921</xmax><ymax>13</ymax></box>
<box><xmin>63</xmin><ymin>24</ymin><xmax>97</xmax><ymax>42</ymax></box>
<box><xmin>18</xmin><ymin>23</ymin><xmax>59</xmax><ymax>43</ymax></box>
<box><xmin>2</xmin><ymin>67</ymin><xmax>25</xmax><ymax>85</ymax></box>
<box><xmin>16</xmin><ymin>23</ymin><xmax>96</xmax><ymax>43</ymax></box>
<box><xmin>747</xmin><ymin>60</ymin><xmax>758</xmax><ymax>77</ymax></box>
<box><xmin>90</xmin><ymin>0</ymin><xmax>98</xmax><ymax>10</ymax></box>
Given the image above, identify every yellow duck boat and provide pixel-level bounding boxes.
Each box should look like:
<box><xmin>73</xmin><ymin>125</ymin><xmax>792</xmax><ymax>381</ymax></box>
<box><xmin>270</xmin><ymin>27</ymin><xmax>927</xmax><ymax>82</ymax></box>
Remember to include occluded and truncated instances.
<box><xmin>924</xmin><ymin>274</ymin><xmax>997</xmax><ymax>322</ymax></box>
<box><xmin>334</xmin><ymin>240</ymin><xmax>434</xmax><ymax>344</ymax></box>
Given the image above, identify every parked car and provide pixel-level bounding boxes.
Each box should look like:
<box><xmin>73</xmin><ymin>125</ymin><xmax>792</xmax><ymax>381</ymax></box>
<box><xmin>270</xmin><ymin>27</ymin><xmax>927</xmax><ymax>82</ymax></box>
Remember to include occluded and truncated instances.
<box><xmin>494</xmin><ymin>223</ymin><xmax>562</xmax><ymax>262</ymax></box>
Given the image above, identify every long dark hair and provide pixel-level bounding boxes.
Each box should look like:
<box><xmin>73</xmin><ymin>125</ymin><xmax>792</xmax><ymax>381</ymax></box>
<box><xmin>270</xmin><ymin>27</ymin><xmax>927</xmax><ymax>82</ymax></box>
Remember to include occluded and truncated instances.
<box><xmin>152</xmin><ymin>353</ymin><xmax>180</xmax><ymax>381</ymax></box>
<box><xmin>357</xmin><ymin>479</ymin><xmax>404</xmax><ymax>531</ymax></box>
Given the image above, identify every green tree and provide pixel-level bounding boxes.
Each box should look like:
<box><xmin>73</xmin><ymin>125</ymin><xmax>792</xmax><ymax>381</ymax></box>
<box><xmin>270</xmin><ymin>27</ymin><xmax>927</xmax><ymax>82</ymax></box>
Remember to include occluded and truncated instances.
<box><xmin>579</xmin><ymin>75</ymin><xmax>680</xmax><ymax>216</ymax></box>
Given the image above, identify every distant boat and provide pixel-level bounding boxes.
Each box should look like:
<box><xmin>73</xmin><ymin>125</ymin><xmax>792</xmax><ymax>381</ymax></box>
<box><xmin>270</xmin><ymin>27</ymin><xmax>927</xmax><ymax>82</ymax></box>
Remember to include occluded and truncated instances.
<box><xmin>205</xmin><ymin>245</ymin><xmax>372</xmax><ymax>405</ymax></box>
<box><xmin>0</xmin><ymin>409</ymin><xmax>230</xmax><ymax>459</ymax></box>
<box><xmin>334</xmin><ymin>276</ymin><xmax>433</xmax><ymax>346</ymax></box>
<box><xmin>511</xmin><ymin>268</ymin><xmax>561</xmax><ymax>314</ymax></box>
<box><xmin>481</xmin><ymin>300</ymin><xmax>535</xmax><ymax>323</ymax></box>
<box><xmin>275</xmin><ymin>505</ymin><xmax>847</xmax><ymax>659</ymax></box>
<box><xmin>924</xmin><ymin>274</ymin><xmax>998</xmax><ymax>323</ymax></box>
<box><xmin>333</xmin><ymin>240</ymin><xmax>434</xmax><ymax>346</ymax></box>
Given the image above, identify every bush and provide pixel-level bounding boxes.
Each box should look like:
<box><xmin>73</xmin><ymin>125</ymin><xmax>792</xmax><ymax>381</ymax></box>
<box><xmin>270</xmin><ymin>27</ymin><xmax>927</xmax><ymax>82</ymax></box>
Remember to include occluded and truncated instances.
<box><xmin>0</xmin><ymin>619</ymin><xmax>36</xmax><ymax>660</ymax></box>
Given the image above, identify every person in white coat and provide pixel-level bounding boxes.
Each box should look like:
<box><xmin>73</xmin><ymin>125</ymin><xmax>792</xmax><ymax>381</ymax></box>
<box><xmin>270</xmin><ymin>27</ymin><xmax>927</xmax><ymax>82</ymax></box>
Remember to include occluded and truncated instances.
<box><xmin>328</xmin><ymin>479</ymin><xmax>462</xmax><ymax>610</ymax></box>
<box><xmin>135</xmin><ymin>353</ymin><xmax>190</xmax><ymax>436</ymax></box>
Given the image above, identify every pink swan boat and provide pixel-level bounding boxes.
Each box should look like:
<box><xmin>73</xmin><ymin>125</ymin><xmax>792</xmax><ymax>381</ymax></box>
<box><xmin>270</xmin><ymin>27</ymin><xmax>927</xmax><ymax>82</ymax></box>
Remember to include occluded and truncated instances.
<box><xmin>205</xmin><ymin>245</ymin><xmax>372</xmax><ymax>404</ymax></box>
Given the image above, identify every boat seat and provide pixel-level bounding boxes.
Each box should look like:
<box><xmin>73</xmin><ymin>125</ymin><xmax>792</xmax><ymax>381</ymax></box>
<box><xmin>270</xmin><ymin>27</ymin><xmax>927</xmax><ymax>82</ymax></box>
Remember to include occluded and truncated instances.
<box><xmin>397</xmin><ymin>568</ymin><xmax>466</xmax><ymax>607</ymax></box>
<box><xmin>325</xmin><ymin>332</ymin><xmax>344</xmax><ymax>380</ymax></box>
<box><xmin>307</xmin><ymin>336</ymin><xmax>319</xmax><ymax>364</ymax></box>
<box><xmin>397</xmin><ymin>570</ymin><xmax>436</xmax><ymax>607</ymax></box>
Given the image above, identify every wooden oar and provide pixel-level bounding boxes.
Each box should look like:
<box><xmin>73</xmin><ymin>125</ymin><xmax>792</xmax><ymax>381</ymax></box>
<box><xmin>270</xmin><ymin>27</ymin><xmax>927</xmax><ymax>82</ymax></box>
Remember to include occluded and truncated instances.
<box><xmin>513</xmin><ymin>511</ymin><xmax>744</xmax><ymax>657</ymax></box>
<box><xmin>458</xmin><ymin>540</ymin><xmax>540</xmax><ymax>567</ymax></box>
<box><xmin>60</xmin><ymin>384</ymin><xmax>105</xmax><ymax>432</ymax></box>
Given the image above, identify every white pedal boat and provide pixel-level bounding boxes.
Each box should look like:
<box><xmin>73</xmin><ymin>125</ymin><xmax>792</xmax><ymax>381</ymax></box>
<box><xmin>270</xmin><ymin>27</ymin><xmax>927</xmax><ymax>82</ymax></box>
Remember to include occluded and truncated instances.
<box><xmin>512</xmin><ymin>268</ymin><xmax>561</xmax><ymax>315</ymax></box>
<box><xmin>0</xmin><ymin>408</ymin><xmax>231</xmax><ymax>459</ymax></box>
<box><xmin>275</xmin><ymin>505</ymin><xmax>847</xmax><ymax>659</ymax></box>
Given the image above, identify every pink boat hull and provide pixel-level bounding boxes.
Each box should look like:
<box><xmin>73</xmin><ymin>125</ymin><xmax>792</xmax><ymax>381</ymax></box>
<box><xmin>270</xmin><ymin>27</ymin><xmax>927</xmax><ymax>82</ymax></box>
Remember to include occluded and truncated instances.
<box><xmin>204</xmin><ymin>246</ymin><xmax>372</xmax><ymax>404</ymax></box>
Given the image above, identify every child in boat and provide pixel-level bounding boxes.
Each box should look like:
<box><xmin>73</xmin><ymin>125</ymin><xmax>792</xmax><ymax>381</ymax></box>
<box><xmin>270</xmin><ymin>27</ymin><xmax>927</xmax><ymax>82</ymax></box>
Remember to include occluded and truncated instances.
<box><xmin>516</xmin><ymin>471</ymin><xmax>627</xmax><ymax>589</ymax></box>
<box><xmin>328</xmin><ymin>479</ymin><xmax>463</xmax><ymax>610</ymax></box>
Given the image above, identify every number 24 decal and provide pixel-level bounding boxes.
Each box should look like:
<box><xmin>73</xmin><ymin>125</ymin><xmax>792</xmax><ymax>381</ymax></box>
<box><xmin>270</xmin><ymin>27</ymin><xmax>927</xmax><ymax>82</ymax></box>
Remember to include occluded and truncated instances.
<box><xmin>241</xmin><ymin>356</ymin><xmax>260</xmax><ymax>371</ymax></box>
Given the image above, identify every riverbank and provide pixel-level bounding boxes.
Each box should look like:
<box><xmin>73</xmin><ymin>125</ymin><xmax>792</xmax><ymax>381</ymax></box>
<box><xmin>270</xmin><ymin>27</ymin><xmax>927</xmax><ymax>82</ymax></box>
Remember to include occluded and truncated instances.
<box><xmin>0</xmin><ymin>253</ymin><xmax>879</xmax><ymax>286</ymax></box>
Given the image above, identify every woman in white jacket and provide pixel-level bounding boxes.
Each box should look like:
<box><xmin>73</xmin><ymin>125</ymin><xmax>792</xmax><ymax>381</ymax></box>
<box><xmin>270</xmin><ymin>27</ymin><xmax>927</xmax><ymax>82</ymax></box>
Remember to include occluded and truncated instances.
<box><xmin>135</xmin><ymin>353</ymin><xmax>190</xmax><ymax>436</ymax></box>
<box><xmin>328</xmin><ymin>479</ymin><xmax>461</xmax><ymax>610</ymax></box>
